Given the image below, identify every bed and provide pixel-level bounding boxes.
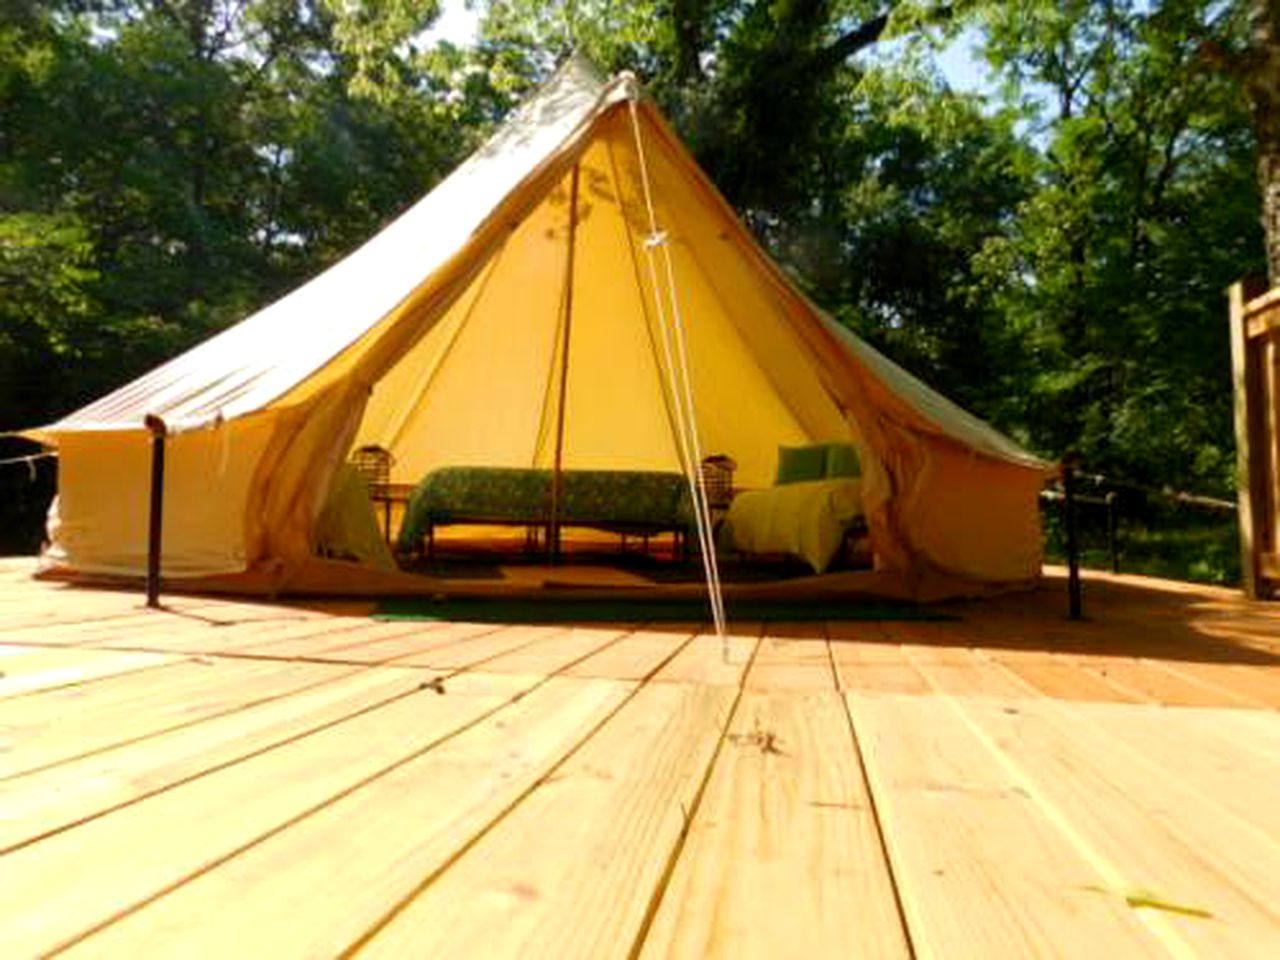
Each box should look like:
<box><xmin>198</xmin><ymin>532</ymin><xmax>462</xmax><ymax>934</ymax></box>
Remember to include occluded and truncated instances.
<box><xmin>718</xmin><ymin>477</ymin><xmax>865</xmax><ymax>574</ymax></box>
<box><xmin>396</xmin><ymin>466</ymin><xmax>694</xmax><ymax>555</ymax></box>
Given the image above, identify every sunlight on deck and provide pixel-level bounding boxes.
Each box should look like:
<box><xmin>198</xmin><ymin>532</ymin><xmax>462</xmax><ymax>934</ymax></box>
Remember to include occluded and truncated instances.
<box><xmin>0</xmin><ymin>557</ymin><xmax>1276</xmax><ymax>957</ymax></box>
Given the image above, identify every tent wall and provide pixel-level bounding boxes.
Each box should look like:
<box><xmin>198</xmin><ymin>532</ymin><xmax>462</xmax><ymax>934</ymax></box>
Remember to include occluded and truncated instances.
<box><xmin>47</xmin><ymin>417</ymin><xmax>275</xmax><ymax>577</ymax></box>
<box><xmin>250</xmin><ymin>383</ymin><xmax>372</xmax><ymax>572</ymax></box>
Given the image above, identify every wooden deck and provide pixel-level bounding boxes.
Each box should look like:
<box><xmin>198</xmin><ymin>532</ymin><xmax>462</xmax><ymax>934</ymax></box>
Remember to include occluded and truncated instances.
<box><xmin>0</xmin><ymin>557</ymin><xmax>1277</xmax><ymax>958</ymax></box>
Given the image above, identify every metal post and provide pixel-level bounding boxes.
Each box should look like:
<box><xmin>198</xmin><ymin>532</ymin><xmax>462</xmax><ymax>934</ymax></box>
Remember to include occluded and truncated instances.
<box><xmin>1106</xmin><ymin>491</ymin><xmax>1119</xmax><ymax>574</ymax></box>
<box><xmin>1062</xmin><ymin>454</ymin><xmax>1082</xmax><ymax>619</ymax></box>
<box><xmin>144</xmin><ymin>414</ymin><xmax>167</xmax><ymax>609</ymax></box>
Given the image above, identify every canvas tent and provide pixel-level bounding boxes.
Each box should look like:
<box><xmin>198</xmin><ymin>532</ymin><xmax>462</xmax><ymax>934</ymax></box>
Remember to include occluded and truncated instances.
<box><xmin>24</xmin><ymin>55</ymin><xmax>1055</xmax><ymax>601</ymax></box>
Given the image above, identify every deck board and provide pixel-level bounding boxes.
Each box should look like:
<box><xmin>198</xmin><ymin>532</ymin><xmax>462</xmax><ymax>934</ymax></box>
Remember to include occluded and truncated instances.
<box><xmin>954</xmin><ymin>697</ymin><xmax>1280</xmax><ymax>956</ymax></box>
<box><xmin>847</xmin><ymin>692</ymin><xmax>1167</xmax><ymax>958</ymax></box>
<box><xmin>652</xmin><ymin>626</ymin><xmax>760</xmax><ymax>686</ymax></box>
<box><xmin>0</xmin><ymin>565</ymin><xmax>1276</xmax><ymax>957</ymax></box>
<box><xmin>354</xmin><ymin>682</ymin><xmax>740</xmax><ymax>958</ymax></box>
<box><xmin>0</xmin><ymin>662</ymin><xmax>429</xmax><ymax>851</ymax></box>
<box><xmin>744</xmin><ymin>624</ymin><xmax>835</xmax><ymax>691</ymax></box>
<box><xmin>60</xmin><ymin>676</ymin><xmax>632</xmax><ymax>959</ymax></box>
<box><xmin>563</xmin><ymin>625</ymin><xmax>699</xmax><ymax>681</ymax></box>
<box><xmin>0</xmin><ymin>647</ymin><xmax>177</xmax><ymax>700</ymax></box>
<box><xmin>639</xmin><ymin>690</ymin><xmax>910</xmax><ymax>959</ymax></box>
<box><xmin>474</xmin><ymin>625</ymin><xmax>632</xmax><ymax>675</ymax></box>
<box><xmin>0</xmin><ymin>658</ymin><xmax>362</xmax><ymax>779</ymax></box>
<box><xmin>826</xmin><ymin>629</ymin><xmax>933</xmax><ymax>695</ymax></box>
<box><xmin>0</xmin><ymin>668</ymin><xmax>541</xmax><ymax>956</ymax></box>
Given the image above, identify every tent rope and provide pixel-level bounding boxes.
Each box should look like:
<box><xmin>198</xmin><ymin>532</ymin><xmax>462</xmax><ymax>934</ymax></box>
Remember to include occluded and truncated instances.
<box><xmin>627</xmin><ymin>97</ymin><xmax>728</xmax><ymax>651</ymax></box>
<box><xmin>0</xmin><ymin>450</ymin><xmax>56</xmax><ymax>482</ymax></box>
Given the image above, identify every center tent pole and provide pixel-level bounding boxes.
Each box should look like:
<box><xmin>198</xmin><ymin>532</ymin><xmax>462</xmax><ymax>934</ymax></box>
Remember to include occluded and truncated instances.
<box><xmin>548</xmin><ymin>163</ymin><xmax>581</xmax><ymax>561</ymax></box>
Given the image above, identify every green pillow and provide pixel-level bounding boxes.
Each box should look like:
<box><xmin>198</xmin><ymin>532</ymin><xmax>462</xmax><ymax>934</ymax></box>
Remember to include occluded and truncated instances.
<box><xmin>825</xmin><ymin>443</ymin><xmax>861</xmax><ymax>478</ymax></box>
<box><xmin>775</xmin><ymin>444</ymin><xmax>828</xmax><ymax>485</ymax></box>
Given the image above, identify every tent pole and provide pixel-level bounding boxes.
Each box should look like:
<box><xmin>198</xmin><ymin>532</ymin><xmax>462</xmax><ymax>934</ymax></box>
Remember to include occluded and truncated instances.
<box><xmin>144</xmin><ymin>414</ymin><xmax>167</xmax><ymax>609</ymax></box>
<box><xmin>549</xmin><ymin>163</ymin><xmax>581</xmax><ymax>562</ymax></box>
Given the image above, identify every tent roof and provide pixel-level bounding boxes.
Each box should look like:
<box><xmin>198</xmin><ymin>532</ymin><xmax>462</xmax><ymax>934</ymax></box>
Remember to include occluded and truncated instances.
<box><xmin>38</xmin><ymin>55</ymin><xmax>629</xmax><ymax>435</ymax></box>
<box><xmin>31</xmin><ymin>54</ymin><xmax>1050</xmax><ymax>473</ymax></box>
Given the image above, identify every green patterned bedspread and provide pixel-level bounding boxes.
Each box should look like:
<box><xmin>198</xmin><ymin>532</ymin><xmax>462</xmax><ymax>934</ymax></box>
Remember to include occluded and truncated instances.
<box><xmin>397</xmin><ymin>467</ymin><xmax>693</xmax><ymax>550</ymax></box>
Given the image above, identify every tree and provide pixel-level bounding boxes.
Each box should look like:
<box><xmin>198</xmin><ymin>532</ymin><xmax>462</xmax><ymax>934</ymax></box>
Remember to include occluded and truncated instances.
<box><xmin>0</xmin><ymin>0</ymin><xmax>497</xmax><ymax>549</ymax></box>
<box><xmin>1199</xmin><ymin>0</ymin><xmax>1280</xmax><ymax>283</ymax></box>
<box><xmin>966</xmin><ymin>0</ymin><xmax>1263</xmax><ymax>488</ymax></box>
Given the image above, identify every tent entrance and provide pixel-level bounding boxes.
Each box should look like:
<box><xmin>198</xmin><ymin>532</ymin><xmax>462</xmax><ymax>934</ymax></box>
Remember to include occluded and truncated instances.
<box><xmin>340</xmin><ymin>108</ymin><xmax>857</xmax><ymax>590</ymax></box>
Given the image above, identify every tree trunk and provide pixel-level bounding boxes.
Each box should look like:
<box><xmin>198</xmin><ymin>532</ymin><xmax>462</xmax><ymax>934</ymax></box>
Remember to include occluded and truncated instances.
<box><xmin>1204</xmin><ymin>2</ymin><xmax>1280</xmax><ymax>285</ymax></box>
<box><xmin>1256</xmin><ymin>121</ymin><xmax>1280</xmax><ymax>284</ymax></box>
<box><xmin>1244</xmin><ymin>2</ymin><xmax>1280</xmax><ymax>285</ymax></box>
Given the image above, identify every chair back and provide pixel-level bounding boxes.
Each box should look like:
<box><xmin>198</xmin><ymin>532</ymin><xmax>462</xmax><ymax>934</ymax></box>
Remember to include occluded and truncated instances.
<box><xmin>350</xmin><ymin>444</ymin><xmax>394</xmax><ymax>492</ymax></box>
<box><xmin>699</xmin><ymin>455</ymin><xmax>737</xmax><ymax>509</ymax></box>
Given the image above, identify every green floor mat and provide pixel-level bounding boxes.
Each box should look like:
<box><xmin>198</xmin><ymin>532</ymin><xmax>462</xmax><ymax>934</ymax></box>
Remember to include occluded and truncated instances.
<box><xmin>373</xmin><ymin>595</ymin><xmax>956</xmax><ymax>623</ymax></box>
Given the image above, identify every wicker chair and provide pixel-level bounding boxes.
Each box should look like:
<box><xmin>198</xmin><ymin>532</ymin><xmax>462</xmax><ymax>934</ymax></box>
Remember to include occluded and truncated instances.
<box><xmin>349</xmin><ymin>445</ymin><xmax>395</xmax><ymax>540</ymax></box>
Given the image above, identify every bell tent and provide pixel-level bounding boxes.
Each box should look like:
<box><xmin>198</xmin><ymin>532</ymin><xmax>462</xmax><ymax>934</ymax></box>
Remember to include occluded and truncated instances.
<box><xmin>24</xmin><ymin>55</ymin><xmax>1055</xmax><ymax>601</ymax></box>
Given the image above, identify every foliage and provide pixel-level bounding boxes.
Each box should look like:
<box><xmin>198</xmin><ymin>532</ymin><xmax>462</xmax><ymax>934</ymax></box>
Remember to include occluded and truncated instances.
<box><xmin>1041</xmin><ymin>497</ymin><xmax>1240</xmax><ymax>586</ymax></box>
<box><xmin>971</xmin><ymin>1</ymin><xmax>1264</xmax><ymax>494</ymax></box>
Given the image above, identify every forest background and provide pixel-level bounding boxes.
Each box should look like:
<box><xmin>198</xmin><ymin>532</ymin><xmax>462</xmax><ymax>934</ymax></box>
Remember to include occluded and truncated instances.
<box><xmin>2</xmin><ymin>0</ymin><xmax>1273</xmax><ymax>582</ymax></box>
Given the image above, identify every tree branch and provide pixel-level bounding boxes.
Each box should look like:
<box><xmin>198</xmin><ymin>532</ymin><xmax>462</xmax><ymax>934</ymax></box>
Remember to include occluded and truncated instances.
<box><xmin>811</xmin><ymin>11</ymin><xmax>892</xmax><ymax>76</ymax></box>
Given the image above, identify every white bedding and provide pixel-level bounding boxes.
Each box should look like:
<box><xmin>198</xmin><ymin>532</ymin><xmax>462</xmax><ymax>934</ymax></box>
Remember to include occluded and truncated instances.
<box><xmin>720</xmin><ymin>478</ymin><xmax>863</xmax><ymax>573</ymax></box>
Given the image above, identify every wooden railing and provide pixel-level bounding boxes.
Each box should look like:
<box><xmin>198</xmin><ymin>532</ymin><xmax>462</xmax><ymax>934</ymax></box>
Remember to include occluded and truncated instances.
<box><xmin>1229</xmin><ymin>280</ymin><xmax>1280</xmax><ymax>599</ymax></box>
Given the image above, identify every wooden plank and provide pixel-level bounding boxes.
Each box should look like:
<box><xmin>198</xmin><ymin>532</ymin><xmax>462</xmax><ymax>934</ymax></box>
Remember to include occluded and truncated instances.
<box><xmin>0</xmin><ymin>600</ymin><xmax>163</xmax><ymax>635</ymax></box>
<box><xmin>1241</xmin><ymin>283</ymin><xmax>1280</xmax><ymax>327</ymax></box>
<box><xmin>388</xmin><ymin>624</ymin><xmax>574</xmax><ymax>670</ymax></box>
<box><xmin>287</xmin><ymin>620</ymin><xmax>502</xmax><ymax>664</ymax></box>
<box><xmin>224</xmin><ymin>619</ymin><xmax>455</xmax><ymax>660</ymax></box>
<box><xmin>847</xmin><ymin>692</ymin><xmax>1165</xmax><ymax>958</ymax></box>
<box><xmin>475</xmin><ymin>625</ymin><xmax>631</xmax><ymax>676</ymax></box>
<box><xmin>639</xmin><ymin>691</ymin><xmax>909</xmax><ymax>959</ymax></box>
<box><xmin>897</xmin><ymin>640</ymin><xmax>1030</xmax><ymax>700</ymax></box>
<box><xmin>826</xmin><ymin>622</ymin><xmax>932</xmax><ymax>695</ymax></box>
<box><xmin>355</xmin><ymin>681</ymin><xmax>737</xmax><ymax>959</ymax></box>
<box><xmin>0</xmin><ymin>612</ymin><xmax>199</xmax><ymax>646</ymax></box>
<box><xmin>955</xmin><ymin>697</ymin><xmax>1280</xmax><ymax>956</ymax></box>
<box><xmin>745</xmin><ymin>624</ymin><xmax>835</xmax><ymax>691</ymax></box>
<box><xmin>1203</xmin><ymin>709</ymin><xmax>1280</xmax><ymax>760</ymax></box>
<box><xmin>1065</xmin><ymin>654</ymin><xmax>1240</xmax><ymax>707</ymax></box>
<box><xmin>0</xmin><ymin>592</ymin><xmax>316</xmax><ymax>635</ymax></box>
<box><xmin>62</xmin><ymin>676</ymin><xmax>631</xmax><ymax>958</ymax></box>
<box><xmin>1229</xmin><ymin>280</ymin><xmax>1261</xmax><ymax>599</ymax></box>
<box><xmin>1058</xmin><ymin>701</ymin><xmax>1280</xmax><ymax>841</ymax></box>
<box><xmin>0</xmin><ymin>605</ymin><xmax>369</xmax><ymax>655</ymax></box>
<box><xmin>1157</xmin><ymin>660</ymin><xmax>1280</xmax><ymax>708</ymax></box>
<box><xmin>0</xmin><ymin>658</ymin><xmax>361</xmax><ymax>779</ymax></box>
<box><xmin>89</xmin><ymin>612</ymin><xmax>396</xmax><ymax>657</ymax></box>
<box><xmin>1138</xmin><ymin>659</ymin><xmax>1272</xmax><ymax>709</ymax></box>
<box><xmin>652</xmin><ymin>626</ymin><xmax>760</xmax><ymax>686</ymax></box>
<box><xmin>830</xmin><ymin>659</ymin><xmax>934</xmax><ymax>695</ymax></box>
<box><xmin>0</xmin><ymin>648</ymin><xmax>176</xmax><ymax>700</ymax></box>
<box><xmin>0</xmin><ymin>663</ymin><xmax>434</xmax><ymax>851</ymax></box>
<box><xmin>1267</xmin><ymin>336</ymin><xmax>1280</xmax><ymax>556</ymax></box>
<box><xmin>0</xmin><ymin>669</ymin><xmax>543</xmax><ymax>956</ymax></box>
<box><xmin>564</xmin><ymin>626</ymin><xmax>698</xmax><ymax>681</ymax></box>
<box><xmin>1246</xmin><ymin>308</ymin><xmax>1280</xmax><ymax>339</ymax></box>
<box><xmin>983</xmin><ymin>649</ymin><xmax>1136</xmax><ymax>703</ymax></box>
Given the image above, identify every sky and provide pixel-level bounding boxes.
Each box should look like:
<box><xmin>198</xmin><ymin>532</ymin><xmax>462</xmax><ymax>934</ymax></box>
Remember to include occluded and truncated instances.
<box><xmin>421</xmin><ymin>1</ymin><xmax>996</xmax><ymax>96</ymax></box>
<box><xmin>422</xmin><ymin>0</ymin><xmax>481</xmax><ymax>47</ymax></box>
